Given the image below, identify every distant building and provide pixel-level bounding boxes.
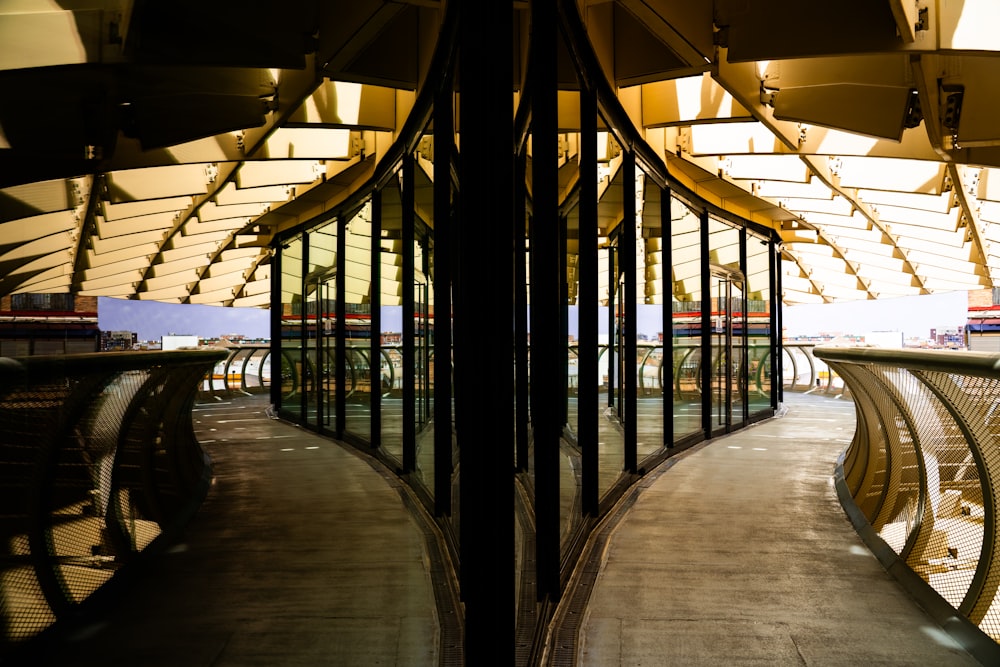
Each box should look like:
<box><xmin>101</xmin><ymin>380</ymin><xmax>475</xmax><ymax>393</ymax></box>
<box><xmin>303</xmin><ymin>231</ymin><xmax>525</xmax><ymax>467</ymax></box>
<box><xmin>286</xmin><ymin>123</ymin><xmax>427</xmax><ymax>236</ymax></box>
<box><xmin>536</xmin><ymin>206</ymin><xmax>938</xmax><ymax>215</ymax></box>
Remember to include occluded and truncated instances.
<box><xmin>161</xmin><ymin>334</ymin><xmax>200</xmax><ymax>350</ymax></box>
<box><xmin>0</xmin><ymin>293</ymin><xmax>99</xmax><ymax>356</ymax></box>
<box><xmin>101</xmin><ymin>330</ymin><xmax>138</xmax><ymax>352</ymax></box>
<box><xmin>967</xmin><ymin>288</ymin><xmax>1000</xmax><ymax>351</ymax></box>
<box><xmin>929</xmin><ymin>326</ymin><xmax>965</xmax><ymax>348</ymax></box>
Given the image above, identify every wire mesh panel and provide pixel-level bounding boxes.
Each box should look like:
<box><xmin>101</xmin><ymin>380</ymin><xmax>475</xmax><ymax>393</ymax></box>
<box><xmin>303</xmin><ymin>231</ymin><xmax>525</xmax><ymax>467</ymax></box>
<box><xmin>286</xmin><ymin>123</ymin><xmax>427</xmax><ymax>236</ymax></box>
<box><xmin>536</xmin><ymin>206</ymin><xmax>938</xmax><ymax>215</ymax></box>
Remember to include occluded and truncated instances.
<box><xmin>915</xmin><ymin>371</ymin><xmax>1000</xmax><ymax>638</ymax></box>
<box><xmin>0</xmin><ymin>373</ymin><xmax>72</xmax><ymax>642</ymax></box>
<box><xmin>841</xmin><ymin>365</ymin><xmax>902</xmax><ymax>528</ymax></box>
<box><xmin>816</xmin><ymin>346</ymin><xmax>1000</xmax><ymax>645</ymax></box>
<box><xmin>49</xmin><ymin>372</ymin><xmax>136</xmax><ymax>609</ymax></box>
<box><xmin>0</xmin><ymin>350</ymin><xmax>225</xmax><ymax>654</ymax></box>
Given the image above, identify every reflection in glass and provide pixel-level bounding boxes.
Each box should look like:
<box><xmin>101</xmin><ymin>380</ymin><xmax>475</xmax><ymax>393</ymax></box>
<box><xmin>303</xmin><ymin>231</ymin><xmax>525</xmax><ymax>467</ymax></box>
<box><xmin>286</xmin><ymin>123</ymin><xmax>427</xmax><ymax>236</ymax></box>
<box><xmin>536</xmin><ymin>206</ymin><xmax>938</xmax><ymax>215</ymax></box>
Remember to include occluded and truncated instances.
<box><xmin>598</xmin><ymin>142</ymin><xmax>625</xmax><ymax>498</ymax></box>
<box><xmin>279</xmin><ymin>235</ymin><xmax>304</xmax><ymax>418</ymax></box>
<box><xmin>344</xmin><ymin>204</ymin><xmax>373</xmax><ymax>440</ymax></box>
<box><xmin>412</xmin><ymin>138</ymin><xmax>437</xmax><ymax>496</ymax></box>
<box><xmin>306</xmin><ymin>223</ymin><xmax>338</xmax><ymax>429</ymax></box>
<box><xmin>746</xmin><ymin>232</ymin><xmax>772</xmax><ymax>415</ymax></box>
<box><xmin>381</xmin><ymin>174</ymin><xmax>404</xmax><ymax>463</ymax></box>
<box><xmin>413</xmin><ymin>222</ymin><xmax>434</xmax><ymax>492</ymax></box>
<box><xmin>708</xmin><ymin>217</ymin><xmax>745</xmax><ymax>434</ymax></box>
<box><xmin>562</xmin><ymin>150</ymin><xmax>581</xmax><ymax>554</ymax></box>
<box><xmin>636</xmin><ymin>171</ymin><xmax>663</xmax><ymax>462</ymax></box>
<box><xmin>670</xmin><ymin>198</ymin><xmax>702</xmax><ymax>440</ymax></box>
<box><xmin>566</xmin><ymin>203</ymin><xmax>580</xmax><ymax>437</ymax></box>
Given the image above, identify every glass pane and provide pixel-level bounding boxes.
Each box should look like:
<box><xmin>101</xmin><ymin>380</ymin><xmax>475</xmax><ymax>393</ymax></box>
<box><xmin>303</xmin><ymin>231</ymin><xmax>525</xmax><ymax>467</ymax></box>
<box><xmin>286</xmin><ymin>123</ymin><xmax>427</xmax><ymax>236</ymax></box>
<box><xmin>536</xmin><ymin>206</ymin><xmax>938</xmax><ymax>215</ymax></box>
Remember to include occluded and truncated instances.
<box><xmin>710</xmin><ymin>271</ymin><xmax>728</xmax><ymax>431</ymax></box>
<box><xmin>562</xmin><ymin>133</ymin><xmax>581</xmax><ymax>555</ymax></box>
<box><xmin>413</xmin><ymin>220</ymin><xmax>434</xmax><ymax>492</ymax></box>
<box><xmin>381</xmin><ymin>173</ymin><xmax>404</xmax><ymax>463</ymax></box>
<box><xmin>307</xmin><ymin>221</ymin><xmax>338</xmax><ymax>430</ymax></box>
<box><xmin>279</xmin><ymin>235</ymin><xmax>304</xmax><ymax>418</ymax></box>
<box><xmin>747</xmin><ymin>232</ymin><xmax>772</xmax><ymax>415</ymax></box>
<box><xmin>598</xmin><ymin>137</ymin><xmax>625</xmax><ymax>499</ymax></box>
<box><xmin>344</xmin><ymin>204</ymin><xmax>373</xmax><ymax>440</ymax></box>
<box><xmin>708</xmin><ymin>217</ymin><xmax>743</xmax><ymax>433</ymax></box>
<box><xmin>731</xmin><ymin>278</ymin><xmax>747</xmax><ymax>425</ymax></box>
<box><xmin>566</xmin><ymin>200</ymin><xmax>580</xmax><ymax>439</ymax></box>
<box><xmin>636</xmin><ymin>170</ymin><xmax>663</xmax><ymax>462</ymax></box>
<box><xmin>670</xmin><ymin>198</ymin><xmax>702</xmax><ymax>440</ymax></box>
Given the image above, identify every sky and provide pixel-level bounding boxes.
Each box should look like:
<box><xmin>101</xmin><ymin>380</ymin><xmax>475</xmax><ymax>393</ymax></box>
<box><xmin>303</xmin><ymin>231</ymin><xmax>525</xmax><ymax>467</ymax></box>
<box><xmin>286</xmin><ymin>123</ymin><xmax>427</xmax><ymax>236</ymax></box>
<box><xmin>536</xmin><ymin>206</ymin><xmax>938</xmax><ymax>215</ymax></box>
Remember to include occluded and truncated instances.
<box><xmin>99</xmin><ymin>297</ymin><xmax>270</xmax><ymax>341</ymax></box>
<box><xmin>781</xmin><ymin>290</ymin><xmax>969</xmax><ymax>338</ymax></box>
<box><xmin>99</xmin><ymin>289</ymin><xmax>971</xmax><ymax>342</ymax></box>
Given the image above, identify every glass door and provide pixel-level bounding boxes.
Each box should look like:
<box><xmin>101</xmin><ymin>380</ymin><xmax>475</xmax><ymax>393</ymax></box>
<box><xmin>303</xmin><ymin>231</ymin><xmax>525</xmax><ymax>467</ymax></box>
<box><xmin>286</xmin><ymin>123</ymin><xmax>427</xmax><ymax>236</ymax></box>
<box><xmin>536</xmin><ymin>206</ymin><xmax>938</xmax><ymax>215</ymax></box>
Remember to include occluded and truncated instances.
<box><xmin>710</xmin><ymin>267</ymin><xmax>746</xmax><ymax>434</ymax></box>
<box><xmin>319</xmin><ymin>276</ymin><xmax>336</xmax><ymax>429</ymax></box>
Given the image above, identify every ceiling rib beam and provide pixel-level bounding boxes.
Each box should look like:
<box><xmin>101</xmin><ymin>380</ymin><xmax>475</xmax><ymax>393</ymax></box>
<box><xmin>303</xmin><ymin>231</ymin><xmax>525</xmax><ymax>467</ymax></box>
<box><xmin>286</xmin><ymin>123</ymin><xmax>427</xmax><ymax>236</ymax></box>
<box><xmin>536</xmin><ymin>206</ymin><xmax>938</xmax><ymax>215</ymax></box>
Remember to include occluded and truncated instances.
<box><xmin>70</xmin><ymin>175</ymin><xmax>98</xmax><ymax>294</ymax></box>
<box><xmin>948</xmin><ymin>163</ymin><xmax>992</xmax><ymax>288</ymax></box>
<box><xmin>780</xmin><ymin>246</ymin><xmax>832</xmax><ymax>304</ymax></box>
<box><xmin>799</xmin><ymin>154</ymin><xmax>928</xmax><ymax>296</ymax></box>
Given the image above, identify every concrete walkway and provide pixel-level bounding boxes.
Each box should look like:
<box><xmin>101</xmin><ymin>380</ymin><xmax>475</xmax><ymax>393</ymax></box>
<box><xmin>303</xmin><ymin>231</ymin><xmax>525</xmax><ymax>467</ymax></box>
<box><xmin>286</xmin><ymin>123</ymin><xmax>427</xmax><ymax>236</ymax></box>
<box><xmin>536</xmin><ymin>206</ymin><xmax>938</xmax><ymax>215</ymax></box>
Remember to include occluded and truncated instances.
<box><xmin>28</xmin><ymin>394</ymin><xmax>441</xmax><ymax>667</ymax></box>
<box><xmin>576</xmin><ymin>391</ymin><xmax>983</xmax><ymax>666</ymax></box>
<box><xmin>18</xmin><ymin>391</ymin><xmax>992</xmax><ymax>666</ymax></box>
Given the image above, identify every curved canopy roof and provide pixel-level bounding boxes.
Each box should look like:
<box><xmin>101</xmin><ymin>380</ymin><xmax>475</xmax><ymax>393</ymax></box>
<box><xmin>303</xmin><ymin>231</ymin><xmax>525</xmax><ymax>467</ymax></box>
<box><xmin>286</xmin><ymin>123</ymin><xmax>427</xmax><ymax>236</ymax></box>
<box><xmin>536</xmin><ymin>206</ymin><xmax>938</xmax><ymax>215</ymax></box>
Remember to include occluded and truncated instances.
<box><xmin>3</xmin><ymin>0</ymin><xmax>1000</xmax><ymax>307</ymax></box>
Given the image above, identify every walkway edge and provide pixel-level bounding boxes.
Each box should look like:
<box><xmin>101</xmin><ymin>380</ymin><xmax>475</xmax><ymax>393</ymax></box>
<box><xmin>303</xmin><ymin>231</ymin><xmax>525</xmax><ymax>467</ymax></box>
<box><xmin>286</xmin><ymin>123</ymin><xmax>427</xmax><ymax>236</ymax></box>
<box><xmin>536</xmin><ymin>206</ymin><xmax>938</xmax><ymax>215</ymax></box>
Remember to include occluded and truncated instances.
<box><xmin>834</xmin><ymin>450</ymin><xmax>1000</xmax><ymax>665</ymax></box>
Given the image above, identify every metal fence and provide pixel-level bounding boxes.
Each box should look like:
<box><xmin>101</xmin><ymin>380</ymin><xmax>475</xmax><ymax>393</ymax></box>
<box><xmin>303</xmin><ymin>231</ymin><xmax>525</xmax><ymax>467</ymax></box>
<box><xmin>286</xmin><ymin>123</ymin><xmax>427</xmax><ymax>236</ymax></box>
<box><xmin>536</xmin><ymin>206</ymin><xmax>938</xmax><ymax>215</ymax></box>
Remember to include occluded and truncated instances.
<box><xmin>815</xmin><ymin>345</ymin><xmax>1000</xmax><ymax>660</ymax></box>
<box><xmin>0</xmin><ymin>348</ymin><xmax>227</xmax><ymax>654</ymax></box>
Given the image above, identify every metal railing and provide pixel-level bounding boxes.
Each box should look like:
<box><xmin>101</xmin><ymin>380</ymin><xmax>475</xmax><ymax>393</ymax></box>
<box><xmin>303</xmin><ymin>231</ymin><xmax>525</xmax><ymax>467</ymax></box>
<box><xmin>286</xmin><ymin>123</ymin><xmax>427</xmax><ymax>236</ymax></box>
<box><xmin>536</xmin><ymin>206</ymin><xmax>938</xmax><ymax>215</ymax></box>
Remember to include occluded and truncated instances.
<box><xmin>815</xmin><ymin>346</ymin><xmax>1000</xmax><ymax>661</ymax></box>
<box><xmin>199</xmin><ymin>344</ymin><xmax>272</xmax><ymax>399</ymax></box>
<box><xmin>0</xmin><ymin>348</ymin><xmax>227</xmax><ymax>655</ymax></box>
<box><xmin>783</xmin><ymin>342</ymin><xmax>845</xmax><ymax>394</ymax></box>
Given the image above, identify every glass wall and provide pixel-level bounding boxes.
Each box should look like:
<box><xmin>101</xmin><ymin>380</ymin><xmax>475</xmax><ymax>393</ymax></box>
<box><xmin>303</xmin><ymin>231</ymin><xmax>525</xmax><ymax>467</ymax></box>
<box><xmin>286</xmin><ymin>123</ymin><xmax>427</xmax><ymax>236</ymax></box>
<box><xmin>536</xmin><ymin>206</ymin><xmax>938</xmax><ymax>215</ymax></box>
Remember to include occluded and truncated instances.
<box><xmin>269</xmin><ymin>31</ymin><xmax>782</xmax><ymax>655</ymax></box>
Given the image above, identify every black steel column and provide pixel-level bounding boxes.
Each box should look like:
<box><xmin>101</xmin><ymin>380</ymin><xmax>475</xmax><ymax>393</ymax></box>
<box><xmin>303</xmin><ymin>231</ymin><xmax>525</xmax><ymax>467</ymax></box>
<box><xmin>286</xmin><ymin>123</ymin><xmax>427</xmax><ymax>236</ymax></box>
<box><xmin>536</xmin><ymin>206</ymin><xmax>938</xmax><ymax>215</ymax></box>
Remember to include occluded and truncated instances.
<box><xmin>559</xmin><ymin>214</ymin><xmax>568</xmax><ymax>428</ymax></box>
<box><xmin>607</xmin><ymin>243</ymin><xmax>616</xmax><ymax>409</ymax></box>
<box><xmin>402</xmin><ymin>153</ymin><xmax>416</xmax><ymax>473</ymax></box>
<box><xmin>772</xmin><ymin>234</ymin><xmax>783</xmax><ymax>407</ymax></box>
<box><xmin>622</xmin><ymin>152</ymin><xmax>637</xmax><ymax>474</ymax></box>
<box><xmin>662</xmin><ymin>185</ymin><xmax>672</xmax><ymax>449</ymax></box>
<box><xmin>434</xmin><ymin>86</ymin><xmax>453</xmax><ymax>514</ymax></box>
<box><xmin>579</xmin><ymin>86</ymin><xmax>598</xmax><ymax>516</ymax></box>
<box><xmin>700</xmin><ymin>209</ymin><xmax>711</xmax><ymax>438</ymax></box>
<box><xmin>315</xmin><ymin>267</ymin><xmax>324</xmax><ymax>429</ymax></box>
<box><xmin>270</xmin><ymin>243</ymin><xmax>282</xmax><ymax>410</ymax></box>
<box><xmin>371</xmin><ymin>189</ymin><xmax>383</xmax><ymax>449</ymax></box>
<box><xmin>302</xmin><ymin>233</ymin><xmax>310</xmax><ymax>422</ymax></box>
<box><xmin>740</xmin><ymin>228</ymin><xmax>749</xmax><ymax>423</ymax></box>
<box><xmin>529</xmin><ymin>0</ymin><xmax>561</xmax><ymax>603</ymax></box>
<box><xmin>515</xmin><ymin>149</ymin><xmax>530</xmax><ymax>473</ymax></box>
<box><xmin>456</xmin><ymin>0</ymin><xmax>514</xmax><ymax>661</ymax></box>
<box><xmin>336</xmin><ymin>221</ymin><xmax>347</xmax><ymax>437</ymax></box>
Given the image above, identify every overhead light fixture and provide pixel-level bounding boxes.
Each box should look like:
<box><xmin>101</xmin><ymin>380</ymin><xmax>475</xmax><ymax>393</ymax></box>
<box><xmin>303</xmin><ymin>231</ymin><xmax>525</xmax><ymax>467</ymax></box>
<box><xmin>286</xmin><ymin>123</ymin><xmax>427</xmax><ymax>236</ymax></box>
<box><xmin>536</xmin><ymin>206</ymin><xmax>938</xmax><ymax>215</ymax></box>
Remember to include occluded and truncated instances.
<box><xmin>940</xmin><ymin>83</ymin><xmax>964</xmax><ymax>149</ymax></box>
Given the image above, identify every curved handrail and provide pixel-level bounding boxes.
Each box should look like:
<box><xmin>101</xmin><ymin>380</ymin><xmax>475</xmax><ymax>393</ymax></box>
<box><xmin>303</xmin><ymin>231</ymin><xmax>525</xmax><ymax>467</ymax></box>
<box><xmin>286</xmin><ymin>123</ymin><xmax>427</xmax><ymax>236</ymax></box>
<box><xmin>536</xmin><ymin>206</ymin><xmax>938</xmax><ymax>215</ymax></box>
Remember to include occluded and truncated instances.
<box><xmin>783</xmin><ymin>342</ymin><xmax>845</xmax><ymax>395</ymax></box>
<box><xmin>200</xmin><ymin>344</ymin><xmax>272</xmax><ymax>399</ymax></box>
<box><xmin>0</xmin><ymin>349</ymin><xmax>226</xmax><ymax>652</ymax></box>
<box><xmin>814</xmin><ymin>345</ymin><xmax>1000</xmax><ymax>659</ymax></box>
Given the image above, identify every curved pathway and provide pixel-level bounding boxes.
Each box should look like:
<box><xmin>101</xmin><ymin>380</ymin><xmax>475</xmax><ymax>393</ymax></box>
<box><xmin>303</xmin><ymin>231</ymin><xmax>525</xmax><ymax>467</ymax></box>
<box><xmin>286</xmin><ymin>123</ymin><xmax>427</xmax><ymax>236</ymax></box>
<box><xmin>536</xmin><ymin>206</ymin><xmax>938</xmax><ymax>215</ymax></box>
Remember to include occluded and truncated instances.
<box><xmin>31</xmin><ymin>394</ymin><xmax>440</xmax><ymax>667</ymax></box>
<box><xmin>577</xmin><ymin>392</ymin><xmax>983</xmax><ymax>666</ymax></box>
